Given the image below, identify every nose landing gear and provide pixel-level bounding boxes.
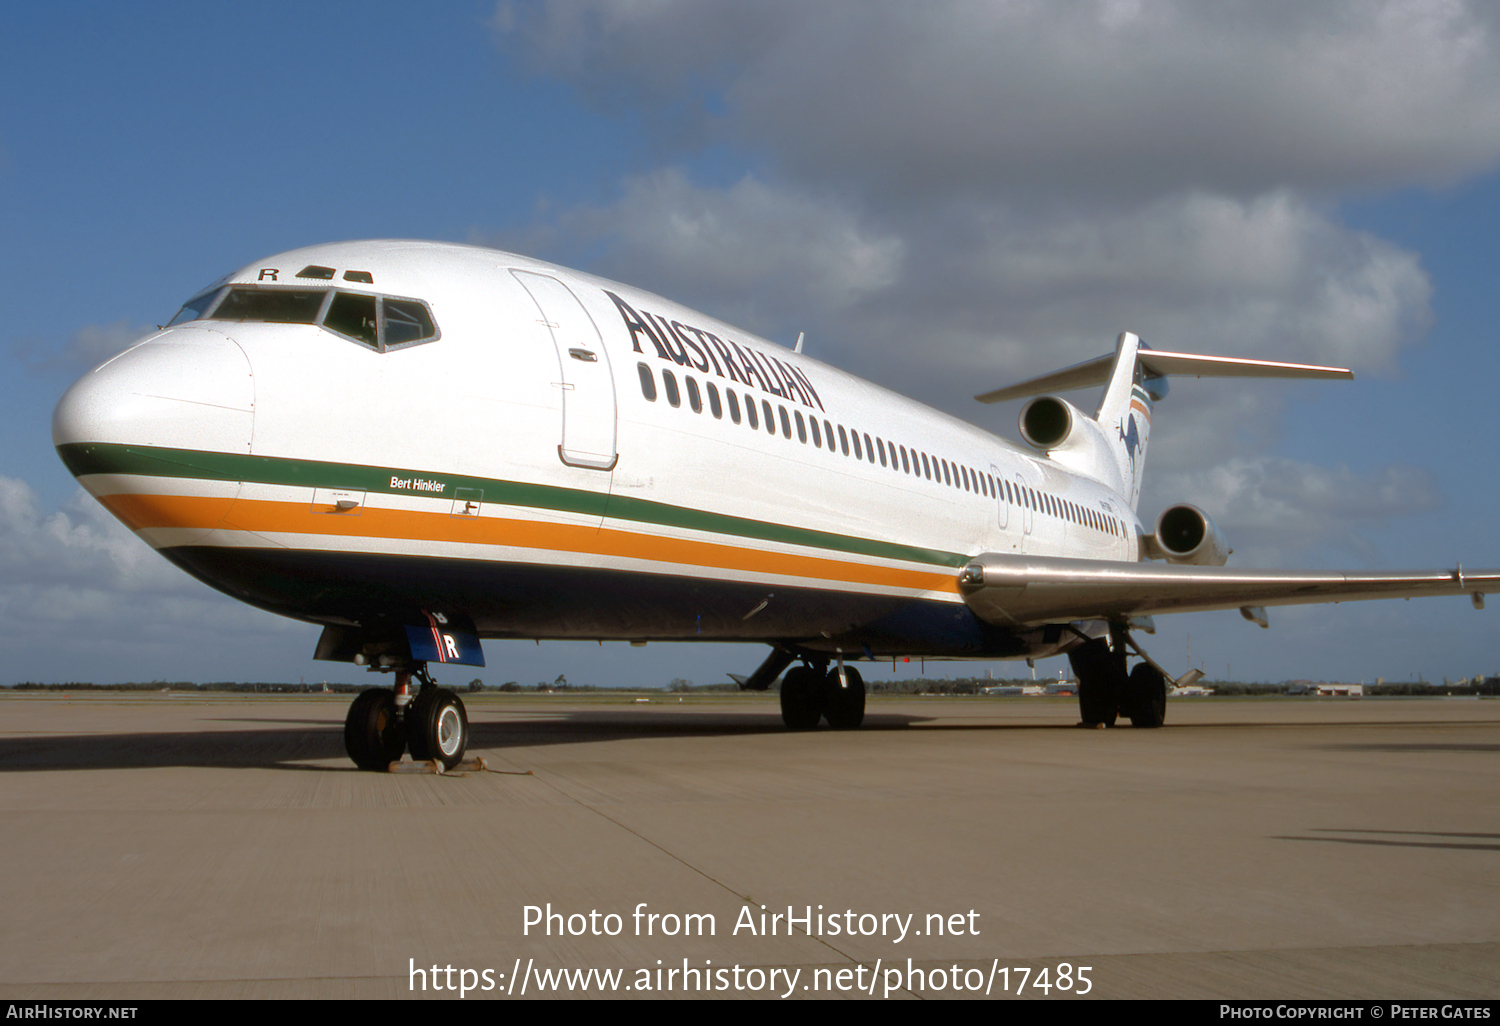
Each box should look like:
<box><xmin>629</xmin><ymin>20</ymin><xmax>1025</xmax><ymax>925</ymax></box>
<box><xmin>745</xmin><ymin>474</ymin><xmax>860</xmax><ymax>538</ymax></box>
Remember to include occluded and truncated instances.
<box><xmin>343</xmin><ymin>687</ymin><xmax>406</xmax><ymax>770</ymax></box>
<box><xmin>342</xmin><ymin>663</ymin><xmax>469</xmax><ymax>771</ymax></box>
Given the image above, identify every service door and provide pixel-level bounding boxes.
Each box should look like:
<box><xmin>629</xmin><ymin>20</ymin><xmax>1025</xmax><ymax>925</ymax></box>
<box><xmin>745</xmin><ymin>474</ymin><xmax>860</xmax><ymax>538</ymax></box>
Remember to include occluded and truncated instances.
<box><xmin>1013</xmin><ymin>471</ymin><xmax>1034</xmax><ymax>537</ymax></box>
<box><xmin>511</xmin><ymin>270</ymin><xmax>618</xmax><ymax>470</ymax></box>
<box><xmin>990</xmin><ymin>462</ymin><xmax>1009</xmax><ymax>531</ymax></box>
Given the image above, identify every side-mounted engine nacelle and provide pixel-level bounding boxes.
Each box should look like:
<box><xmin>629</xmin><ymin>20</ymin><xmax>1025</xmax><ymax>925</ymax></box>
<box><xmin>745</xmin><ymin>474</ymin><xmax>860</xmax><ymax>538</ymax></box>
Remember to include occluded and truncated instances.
<box><xmin>1018</xmin><ymin>395</ymin><xmax>1126</xmax><ymax>493</ymax></box>
<box><xmin>1145</xmin><ymin>503</ymin><xmax>1230</xmax><ymax>566</ymax></box>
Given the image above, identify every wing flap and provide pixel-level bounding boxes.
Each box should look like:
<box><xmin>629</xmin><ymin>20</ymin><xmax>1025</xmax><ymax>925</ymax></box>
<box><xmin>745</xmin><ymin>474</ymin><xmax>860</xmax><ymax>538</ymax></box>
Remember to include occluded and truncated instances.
<box><xmin>959</xmin><ymin>553</ymin><xmax>1496</xmax><ymax>627</ymax></box>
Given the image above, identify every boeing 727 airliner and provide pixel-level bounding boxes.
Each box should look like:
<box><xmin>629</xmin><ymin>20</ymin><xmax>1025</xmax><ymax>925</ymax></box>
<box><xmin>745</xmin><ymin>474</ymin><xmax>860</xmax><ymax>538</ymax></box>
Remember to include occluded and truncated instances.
<box><xmin>51</xmin><ymin>240</ymin><xmax>1496</xmax><ymax>770</ymax></box>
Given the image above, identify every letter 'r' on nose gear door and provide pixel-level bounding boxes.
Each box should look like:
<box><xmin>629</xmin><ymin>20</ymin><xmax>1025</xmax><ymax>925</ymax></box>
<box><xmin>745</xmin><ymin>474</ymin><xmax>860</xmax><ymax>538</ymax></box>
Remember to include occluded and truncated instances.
<box><xmin>511</xmin><ymin>270</ymin><xmax>618</xmax><ymax>470</ymax></box>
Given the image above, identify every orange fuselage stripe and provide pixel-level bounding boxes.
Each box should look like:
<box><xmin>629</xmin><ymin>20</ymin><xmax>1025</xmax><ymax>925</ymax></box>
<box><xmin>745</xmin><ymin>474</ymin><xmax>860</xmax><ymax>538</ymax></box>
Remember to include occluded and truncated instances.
<box><xmin>100</xmin><ymin>493</ymin><xmax>962</xmax><ymax>595</ymax></box>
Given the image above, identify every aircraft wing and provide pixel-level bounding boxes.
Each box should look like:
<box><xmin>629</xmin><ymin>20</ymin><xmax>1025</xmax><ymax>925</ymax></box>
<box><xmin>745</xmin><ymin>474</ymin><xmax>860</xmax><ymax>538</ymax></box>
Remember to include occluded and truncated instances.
<box><xmin>958</xmin><ymin>553</ymin><xmax>1496</xmax><ymax>627</ymax></box>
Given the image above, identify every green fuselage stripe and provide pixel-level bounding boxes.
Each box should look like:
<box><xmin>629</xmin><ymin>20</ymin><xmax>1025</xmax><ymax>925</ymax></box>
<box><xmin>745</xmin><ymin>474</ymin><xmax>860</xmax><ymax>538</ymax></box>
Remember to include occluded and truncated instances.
<box><xmin>57</xmin><ymin>442</ymin><xmax>970</xmax><ymax>570</ymax></box>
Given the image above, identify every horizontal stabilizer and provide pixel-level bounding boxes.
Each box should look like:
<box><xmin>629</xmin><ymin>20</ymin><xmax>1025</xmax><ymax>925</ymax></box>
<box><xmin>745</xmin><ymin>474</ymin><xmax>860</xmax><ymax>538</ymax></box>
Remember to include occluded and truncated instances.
<box><xmin>975</xmin><ymin>349</ymin><xmax>1352</xmax><ymax>404</ymax></box>
<box><xmin>959</xmin><ymin>553</ymin><xmax>1496</xmax><ymax>627</ymax></box>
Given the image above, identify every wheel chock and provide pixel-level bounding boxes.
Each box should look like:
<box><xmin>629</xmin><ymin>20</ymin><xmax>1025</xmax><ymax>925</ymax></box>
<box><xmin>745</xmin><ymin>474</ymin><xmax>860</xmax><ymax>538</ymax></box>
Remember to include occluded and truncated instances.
<box><xmin>384</xmin><ymin>756</ymin><xmax>489</xmax><ymax>775</ymax></box>
<box><xmin>387</xmin><ymin>758</ymin><xmax>442</xmax><ymax>774</ymax></box>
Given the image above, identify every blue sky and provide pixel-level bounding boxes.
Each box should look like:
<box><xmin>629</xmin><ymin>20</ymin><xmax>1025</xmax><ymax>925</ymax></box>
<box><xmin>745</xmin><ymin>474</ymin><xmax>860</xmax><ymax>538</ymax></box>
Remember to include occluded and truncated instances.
<box><xmin>3</xmin><ymin>1</ymin><xmax>1497</xmax><ymax>687</ymax></box>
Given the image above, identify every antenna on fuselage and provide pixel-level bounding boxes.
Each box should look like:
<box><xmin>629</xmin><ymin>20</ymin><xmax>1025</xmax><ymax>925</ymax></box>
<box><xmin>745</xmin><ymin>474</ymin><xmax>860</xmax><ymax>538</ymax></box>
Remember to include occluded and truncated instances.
<box><xmin>794</xmin><ymin>331</ymin><xmax>805</xmax><ymax>354</ymax></box>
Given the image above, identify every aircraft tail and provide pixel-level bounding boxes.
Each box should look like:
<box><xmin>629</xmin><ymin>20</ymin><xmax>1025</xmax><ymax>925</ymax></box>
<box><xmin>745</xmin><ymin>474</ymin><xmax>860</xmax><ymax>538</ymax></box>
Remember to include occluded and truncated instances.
<box><xmin>1093</xmin><ymin>332</ymin><xmax>1153</xmax><ymax>509</ymax></box>
<box><xmin>975</xmin><ymin>333</ymin><xmax>1353</xmax><ymax>511</ymax></box>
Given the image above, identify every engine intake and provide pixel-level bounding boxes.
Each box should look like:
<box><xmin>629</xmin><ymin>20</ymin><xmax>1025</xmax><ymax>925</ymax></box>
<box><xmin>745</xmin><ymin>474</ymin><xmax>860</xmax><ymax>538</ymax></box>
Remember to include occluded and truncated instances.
<box><xmin>1019</xmin><ymin>396</ymin><xmax>1074</xmax><ymax>449</ymax></box>
<box><xmin>1153</xmin><ymin>504</ymin><xmax>1230</xmax><ymax>566</ymax></box>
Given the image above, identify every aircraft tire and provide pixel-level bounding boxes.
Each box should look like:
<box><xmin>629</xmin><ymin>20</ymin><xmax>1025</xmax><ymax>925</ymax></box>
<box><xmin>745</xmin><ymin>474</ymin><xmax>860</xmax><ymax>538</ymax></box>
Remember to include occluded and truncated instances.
<box><xmin>407</xmin><ymin>687</ymin><xmax>469</xmax><ymax>770</ymax></box>
<box><xmin>343</xmin><ymin>688</ymin><xmax>405</xmax><ymax>771</ymax></box>
<box><xmin>1070</xmin><ymin>638</ymin><xmax>1121</xmax><ymax>727</ymax></box>
<box><xmin>823</xmin><ymin>666</ymin><xmax>865</xmax><ymax>729</ymax></box>
<box><xmin>1126</xmin><ymin>663</ymin><xmax>1167</xmax><ymax>728</ymax></box>
<box><xmin>779</xmin><ymin>666</ymin><xmax>825</xmax><ymax>730</ymax></box>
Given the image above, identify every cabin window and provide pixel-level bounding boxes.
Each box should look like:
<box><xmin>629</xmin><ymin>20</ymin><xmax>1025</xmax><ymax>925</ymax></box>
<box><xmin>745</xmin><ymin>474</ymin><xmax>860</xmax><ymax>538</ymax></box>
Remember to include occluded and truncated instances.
<box><xmin>746</xmin><ymin>397</ymin><xmax>759</xmax><ymax>429</ymax></box>
<box><xmin>838</xmin><ymin>426</ymin><xmax>849</xmax><ymax>455</ymax></box>
<box><xmin>942</xmin><ymin>460</ymin><xmax>952</xmax><ymax>486</ymax></box>
<box><xmin>876</xmin><ymin>438</ymin><xmax>887</xmax><ymax>467</ymax></box>
<box><xmin>728</xmin><ymin>389</ymin><xmax>741</xmax><ymax>424</ymax></box>
<box><xmin>851</xmin><ymin>431</ymin><xmax>862</xmax><ymax>460</ymax></box>
<box><xmin>763</xmin><ymin>400</ymin><xmax>776</xmax><ymax>435</ymax></box>
<box><xmin>686</xmin><ymin>376</ymin><xmax>702</xmax><ymax>413</ymax></box>
<box><xmin>921</xmin><ymin>453</ymin><xmax>931</xmax><ymax>479</ymax></box>
<box><xmin>779</xmin><ymin>405</ymin><xmax>792</xmax><ymax>438</ymax></box>
<box><xmin>795</xmin><ymin>410</ymin><xmax>807</xmax><ymax>443</ymax></box>
<box><xmin>824</xmin><ymin>421</ymin><xmax>835</xmax><ymax>450</ymax></box>
<box><xmin>637</xmin><ymin>363</ymin><xmax>657</xmax><ymax>401</ymax></box>
<box><xmin>863</xmin><ymin>433</ymin><xmax>875</xmax><ymax>463</ymax></box>
<box><xmin>707</xmin><ymin>382</ymin><xmax>722</xmax><ymax>418</ymax></box>
<box><xmin>662</xmin><ymin>369</ymin><xmax>680</xmax><ymax>407</ymax></box>
<box><xmin>810</xmin><ymin>417</ymin><xmax>822</xmax><ymax>448</ymax></box>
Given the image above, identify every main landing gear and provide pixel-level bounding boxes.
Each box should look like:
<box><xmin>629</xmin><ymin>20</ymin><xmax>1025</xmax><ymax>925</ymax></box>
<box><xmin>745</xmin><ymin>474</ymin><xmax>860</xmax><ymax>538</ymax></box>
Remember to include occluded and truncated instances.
<box><xmin>779</xmin><ymin>660</ymin><xmax>866</xmax><ymax>730</ymax></box>
<box><xmin>343</xmin><ymin>664</ymin><xmax>469</xmax><ymax>772</ymax></box>
<box><xmin>1067</xmin><ymin>623</ymin><xmax>1168</xmax><ymax>729</ymax></box>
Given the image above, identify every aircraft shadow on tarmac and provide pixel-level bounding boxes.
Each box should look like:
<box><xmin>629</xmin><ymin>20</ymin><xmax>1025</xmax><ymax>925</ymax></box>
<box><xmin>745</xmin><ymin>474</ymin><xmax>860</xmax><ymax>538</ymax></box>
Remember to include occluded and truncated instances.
<box><xmin>0</xmin><ymin>709</ymin><xmax>1090</xmax><ymax>773</ymax></box>
<box><xmin>1274</xmin><ymin>828</ymin><xmax>1500</xmax><ymax>852</ymax></box>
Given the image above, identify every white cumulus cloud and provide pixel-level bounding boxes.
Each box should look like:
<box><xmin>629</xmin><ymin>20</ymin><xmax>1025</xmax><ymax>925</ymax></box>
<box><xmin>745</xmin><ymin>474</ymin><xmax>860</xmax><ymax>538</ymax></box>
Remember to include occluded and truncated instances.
<box><xmin>497</xmin><ymin>0</ymin><xmax>1500</xmax><ymax>200</ymax></box>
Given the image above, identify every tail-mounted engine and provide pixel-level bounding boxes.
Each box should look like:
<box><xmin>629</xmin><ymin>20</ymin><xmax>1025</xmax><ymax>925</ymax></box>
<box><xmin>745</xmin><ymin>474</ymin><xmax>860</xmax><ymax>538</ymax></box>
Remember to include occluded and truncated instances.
<box><xmin>1019</xmin><ymin>396</ymin><xmax>1127</xmax><ymax>494</ymax></box>
<box><xmin>1143</xmin><ymin>504</ymin><xmax>1230</xmax><ymax>566</ymax></box>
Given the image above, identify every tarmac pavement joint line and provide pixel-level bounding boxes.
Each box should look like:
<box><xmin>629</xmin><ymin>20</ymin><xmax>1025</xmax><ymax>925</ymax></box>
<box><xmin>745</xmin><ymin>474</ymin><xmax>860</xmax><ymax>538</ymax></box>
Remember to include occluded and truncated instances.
<box><xmin>520</xmin><ymin>759</ymin><xmax>908</xmax><ymax>993</ymax></box>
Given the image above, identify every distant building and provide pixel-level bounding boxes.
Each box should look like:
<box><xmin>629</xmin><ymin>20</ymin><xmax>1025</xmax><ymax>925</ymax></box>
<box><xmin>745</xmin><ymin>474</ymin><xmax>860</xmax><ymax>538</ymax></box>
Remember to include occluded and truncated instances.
<box><xmin>1286</xmin><ymin>682</ymin><xmax>1363</xmax><ymax>697</ymax></box>
<box><xmin>983</xmin><ymin>684</ymin><xmax>1045</xmax><ymax>696</ymax></box>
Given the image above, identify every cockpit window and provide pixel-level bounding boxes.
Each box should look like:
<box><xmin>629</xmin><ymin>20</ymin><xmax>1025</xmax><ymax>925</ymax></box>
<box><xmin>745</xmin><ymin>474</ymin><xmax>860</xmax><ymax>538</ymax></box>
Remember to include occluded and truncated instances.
<box><xmin>171</xmin><ymin>284</ymin><xmax>439</xmax><ymax>352</ymax></box>
<box><xmin>324</xmin><ymin>291</ymin><xmax>378</xmax><ymax>348</ymax></box>
<box><xmin>212</xmin><ymin>288</ymin><xmax>328</xmax><ymax>323</ymax></box>
<box><xmin>382</xmin><ymin>299</ymin><xmax>435</xmax><ymax>348</ymax></box>
<box><xmin>166</xmin><ymin>288</ymin><xmax>225</xmax><ymax>326</ymax></box>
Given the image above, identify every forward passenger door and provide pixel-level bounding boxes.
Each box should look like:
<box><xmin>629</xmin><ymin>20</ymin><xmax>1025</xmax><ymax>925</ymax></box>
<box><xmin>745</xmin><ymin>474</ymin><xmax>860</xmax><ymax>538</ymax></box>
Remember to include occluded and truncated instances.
<box><xmin>512</xmin><ymin>270</ymin><xmax>619</xmax><ymax>470</ymax></box>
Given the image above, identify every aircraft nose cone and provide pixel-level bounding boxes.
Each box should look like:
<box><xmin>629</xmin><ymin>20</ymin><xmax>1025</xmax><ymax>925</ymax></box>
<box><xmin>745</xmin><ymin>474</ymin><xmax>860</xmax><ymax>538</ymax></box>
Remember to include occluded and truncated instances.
<box><xmin>52</xmin><ymin>325</ymin><xmax>254</xmax><ymax>460</ymax></box>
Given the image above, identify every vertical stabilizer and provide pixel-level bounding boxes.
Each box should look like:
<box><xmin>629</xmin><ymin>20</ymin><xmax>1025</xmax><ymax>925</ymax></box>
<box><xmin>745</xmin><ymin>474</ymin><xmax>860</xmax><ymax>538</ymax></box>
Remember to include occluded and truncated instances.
<box><xmin>975</xmin><ymin>333</ymin><xmax>1352</xmax><ymax>512</ymax></box>
<box><xmin>1094</xmin><ymin>332</ymin><xmax>1152</xmax><ymax>511</ymax></box>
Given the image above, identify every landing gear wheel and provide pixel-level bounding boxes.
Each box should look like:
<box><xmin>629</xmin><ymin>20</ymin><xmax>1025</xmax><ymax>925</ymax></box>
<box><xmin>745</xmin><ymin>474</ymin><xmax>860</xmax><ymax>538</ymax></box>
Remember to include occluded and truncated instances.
<box><xmin>779</xmin><ymin>665</ymin><xmax>826</xmax><ymax>729</ymax></box>
<box><xmin>344</xmin><ymin>688</ymin><xmax>405</xmax><ymax>771</ymax></box>
<box><xmin>1070</xmin><ymin>637</ymin><xmax>1122</xmax><ymax>727</ymax></box>
<box><xmin>407</xmin><ymin>687</ymin><xmax>469</xmax><ymax>769</ymax></box>
<box><xmin>823</xmin><ymin>666</ymin><xmax>865</xmax><ymax>729</ymax></box>
<box><xmin>1126</xmin><ymin>663</ymin><xmax>1167</xmax><ymax>728</ymax></box>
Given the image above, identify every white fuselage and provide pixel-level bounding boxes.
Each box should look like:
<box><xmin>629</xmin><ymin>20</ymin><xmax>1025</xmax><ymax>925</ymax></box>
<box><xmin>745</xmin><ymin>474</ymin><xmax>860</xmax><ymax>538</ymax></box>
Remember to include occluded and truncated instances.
<box><xmin>53</xmin><ymin>240</ymin><xmax>1138</xmax><ymax>660</ymax></box>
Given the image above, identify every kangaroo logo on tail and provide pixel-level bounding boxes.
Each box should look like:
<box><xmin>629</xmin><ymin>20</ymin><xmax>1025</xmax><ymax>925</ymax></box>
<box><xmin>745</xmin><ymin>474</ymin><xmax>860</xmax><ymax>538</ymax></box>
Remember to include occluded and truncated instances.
<box><xmin>1118</xmin><ymin>413</ymin><xmax>1141</xmax><ymax>467</ymax></box>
